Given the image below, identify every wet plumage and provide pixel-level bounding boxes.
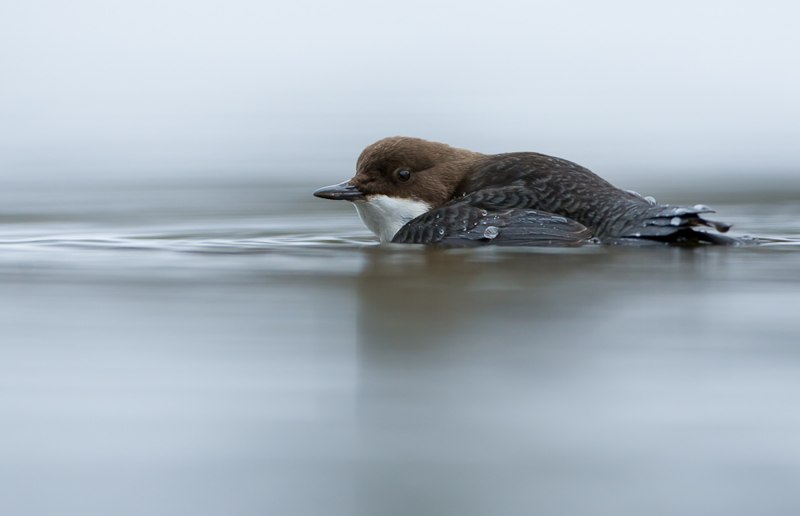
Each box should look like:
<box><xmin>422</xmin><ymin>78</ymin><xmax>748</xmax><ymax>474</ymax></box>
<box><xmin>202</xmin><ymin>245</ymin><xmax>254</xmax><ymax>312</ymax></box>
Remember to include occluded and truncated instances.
<box><xmin>314</xmin><ymin>137</ymin><xmax>735</xmax><ymax>246</ymax></box>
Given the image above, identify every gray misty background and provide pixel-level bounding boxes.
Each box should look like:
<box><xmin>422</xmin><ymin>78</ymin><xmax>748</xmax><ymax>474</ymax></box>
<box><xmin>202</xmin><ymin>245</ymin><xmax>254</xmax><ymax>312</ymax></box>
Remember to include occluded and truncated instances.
<box><xmin>3</xmin><ymin>4</ymin><xmax>800</xmax><ymax>516</ymax></box>
<box><xmin>1</xmin><ymin>0</ymin><xmax>799</xmax><ymax>188</ymax></box>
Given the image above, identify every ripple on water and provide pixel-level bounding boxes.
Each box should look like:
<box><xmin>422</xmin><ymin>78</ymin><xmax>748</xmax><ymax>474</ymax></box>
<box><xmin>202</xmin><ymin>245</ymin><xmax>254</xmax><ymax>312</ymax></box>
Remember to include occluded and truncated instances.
<box><xmin>1</xmin><ymin>200</ymin><xmax>800</xmax><ymax>282</ymax></box>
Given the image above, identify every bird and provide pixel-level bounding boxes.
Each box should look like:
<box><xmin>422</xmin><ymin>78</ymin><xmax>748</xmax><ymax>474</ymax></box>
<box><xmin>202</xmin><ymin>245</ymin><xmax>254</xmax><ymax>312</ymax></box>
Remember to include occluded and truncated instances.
<box><xmin>313</xmin><ymin>136</ymin><xmax>734</xmax><ymax>246</ymax></box>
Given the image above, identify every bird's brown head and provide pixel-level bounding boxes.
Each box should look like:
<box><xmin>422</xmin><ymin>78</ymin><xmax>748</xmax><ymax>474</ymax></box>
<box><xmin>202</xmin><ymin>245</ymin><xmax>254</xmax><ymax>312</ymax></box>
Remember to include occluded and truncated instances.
<box><xmin>313</xmin><ymin>136</ymin><xmax>481</xmax><ymax>207</ymax></box>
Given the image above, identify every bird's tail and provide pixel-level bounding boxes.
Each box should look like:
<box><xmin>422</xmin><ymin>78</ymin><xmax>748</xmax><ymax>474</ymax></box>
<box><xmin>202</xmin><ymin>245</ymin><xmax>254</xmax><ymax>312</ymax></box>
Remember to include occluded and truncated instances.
<box><xmin>610</xmin><ymin>204</ymin><xmax>738</xmax><ymax>245</ymax></box>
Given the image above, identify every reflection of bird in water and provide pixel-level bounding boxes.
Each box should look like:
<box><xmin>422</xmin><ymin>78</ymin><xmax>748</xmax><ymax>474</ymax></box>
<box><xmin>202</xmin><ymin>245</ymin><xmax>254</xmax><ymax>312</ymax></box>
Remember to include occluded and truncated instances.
<box><xmin>349</xmin><ymin>247</ymin><xmax>703</xmax><ymax>516</ymax></box>
<box><xmin>352</xmin><ymin>245</ymin><xmax>625</xmax><ymax>363</ymax></box>
<box><xmin>315</xmin><ymin>137</ymin><xmax>735</xmax><ymax>246</ymax></box>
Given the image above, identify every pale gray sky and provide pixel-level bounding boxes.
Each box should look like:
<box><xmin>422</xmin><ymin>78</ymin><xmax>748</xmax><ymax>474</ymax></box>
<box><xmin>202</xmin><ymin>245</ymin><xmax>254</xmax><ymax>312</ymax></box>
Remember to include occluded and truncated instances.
<box><xmin>1</xmin><ymin>0</ymin><xmax>798</xmax><ymax>184</ymax></box>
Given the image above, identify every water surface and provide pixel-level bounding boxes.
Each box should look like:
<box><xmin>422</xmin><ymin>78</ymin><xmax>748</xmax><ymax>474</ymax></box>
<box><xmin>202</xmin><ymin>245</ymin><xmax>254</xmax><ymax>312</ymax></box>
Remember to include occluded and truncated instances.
<box><xmin>1</xmin><ymin>181</ymin><xmax>800</xmax><ymax>516</ymax></box>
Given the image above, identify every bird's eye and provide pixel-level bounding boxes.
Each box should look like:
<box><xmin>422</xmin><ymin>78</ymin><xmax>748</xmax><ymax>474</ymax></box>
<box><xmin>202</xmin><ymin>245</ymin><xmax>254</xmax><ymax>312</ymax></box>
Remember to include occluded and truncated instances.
<box><xmin>397</xmin><ymin>169</ymin><xmax>411</xmax><ymax>182</ymax></box>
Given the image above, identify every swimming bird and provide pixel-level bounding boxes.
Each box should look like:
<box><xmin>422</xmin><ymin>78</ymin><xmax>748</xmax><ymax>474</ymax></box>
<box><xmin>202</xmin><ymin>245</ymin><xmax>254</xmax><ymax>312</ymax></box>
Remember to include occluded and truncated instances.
<box><xmin>313</xmin><ymin>137</ymin><xmax>734</xmax><ymax>246</ymax></box>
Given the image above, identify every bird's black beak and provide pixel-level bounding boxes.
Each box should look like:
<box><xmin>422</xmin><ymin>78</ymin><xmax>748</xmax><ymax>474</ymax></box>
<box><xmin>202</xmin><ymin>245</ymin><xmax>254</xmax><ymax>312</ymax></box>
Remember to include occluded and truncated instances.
<box><xmin>313</xmin><ymin>181</ymin><xmax>365</xmax><ymax>201</ymax></box>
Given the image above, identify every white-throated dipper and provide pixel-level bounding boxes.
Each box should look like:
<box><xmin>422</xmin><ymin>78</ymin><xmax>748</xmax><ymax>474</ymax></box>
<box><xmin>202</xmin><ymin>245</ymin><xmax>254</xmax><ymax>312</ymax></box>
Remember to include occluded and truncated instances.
<box><xmin>313</xmin><ymin>137</ymin><xmax>734</xmax><ymax>246</ymax></box>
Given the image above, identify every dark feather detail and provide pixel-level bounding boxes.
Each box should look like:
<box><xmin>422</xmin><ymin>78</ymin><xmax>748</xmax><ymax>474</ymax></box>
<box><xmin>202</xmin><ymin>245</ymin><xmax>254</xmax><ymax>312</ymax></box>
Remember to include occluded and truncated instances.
<box><xmin>454</xmin><ymin>154</ymin><xmax>735</xmax><ymax>245</ymax></box>
<box><xmin>606</xmin><ymin>204</ymin><xmax>734</xmax><ymax>243</ymax></box>
<box><xmin>392</xmin><ymin>194</ymin><xmax>592</xmax><ymax>246</ymax></box>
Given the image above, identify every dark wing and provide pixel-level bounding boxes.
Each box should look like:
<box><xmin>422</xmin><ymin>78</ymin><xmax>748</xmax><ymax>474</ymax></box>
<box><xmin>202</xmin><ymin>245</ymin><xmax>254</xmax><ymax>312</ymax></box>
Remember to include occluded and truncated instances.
<box><xmin>391</xmin><ymin>189</ymin><xmax>592</xmax><ymax>247</ymax></box>
<box><xmin>607</xmin><ymin>204</ymin><xmax>738</xmax><ymax>245</ymax></box>
<box><xmin>458</xmin><ymin>154</ymin><xmax>735</xmax><ymax>244</ymax></box>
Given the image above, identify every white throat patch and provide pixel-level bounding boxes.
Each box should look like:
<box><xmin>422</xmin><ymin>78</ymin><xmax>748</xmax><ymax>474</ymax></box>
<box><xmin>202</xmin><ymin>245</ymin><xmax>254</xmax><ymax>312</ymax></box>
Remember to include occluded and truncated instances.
<box><xmin>353</xmin><ymin>195</ymin><xmax>432</xmax><ymax>243</ymax></box>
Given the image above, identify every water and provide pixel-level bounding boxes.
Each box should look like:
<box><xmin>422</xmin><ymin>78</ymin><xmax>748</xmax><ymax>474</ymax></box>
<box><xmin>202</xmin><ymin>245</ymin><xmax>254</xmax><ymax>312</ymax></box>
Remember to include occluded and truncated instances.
<box><xmin>2</xmin><ymin>180</ymin><xmax>800</xmax><ymax>516</ymax></box>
